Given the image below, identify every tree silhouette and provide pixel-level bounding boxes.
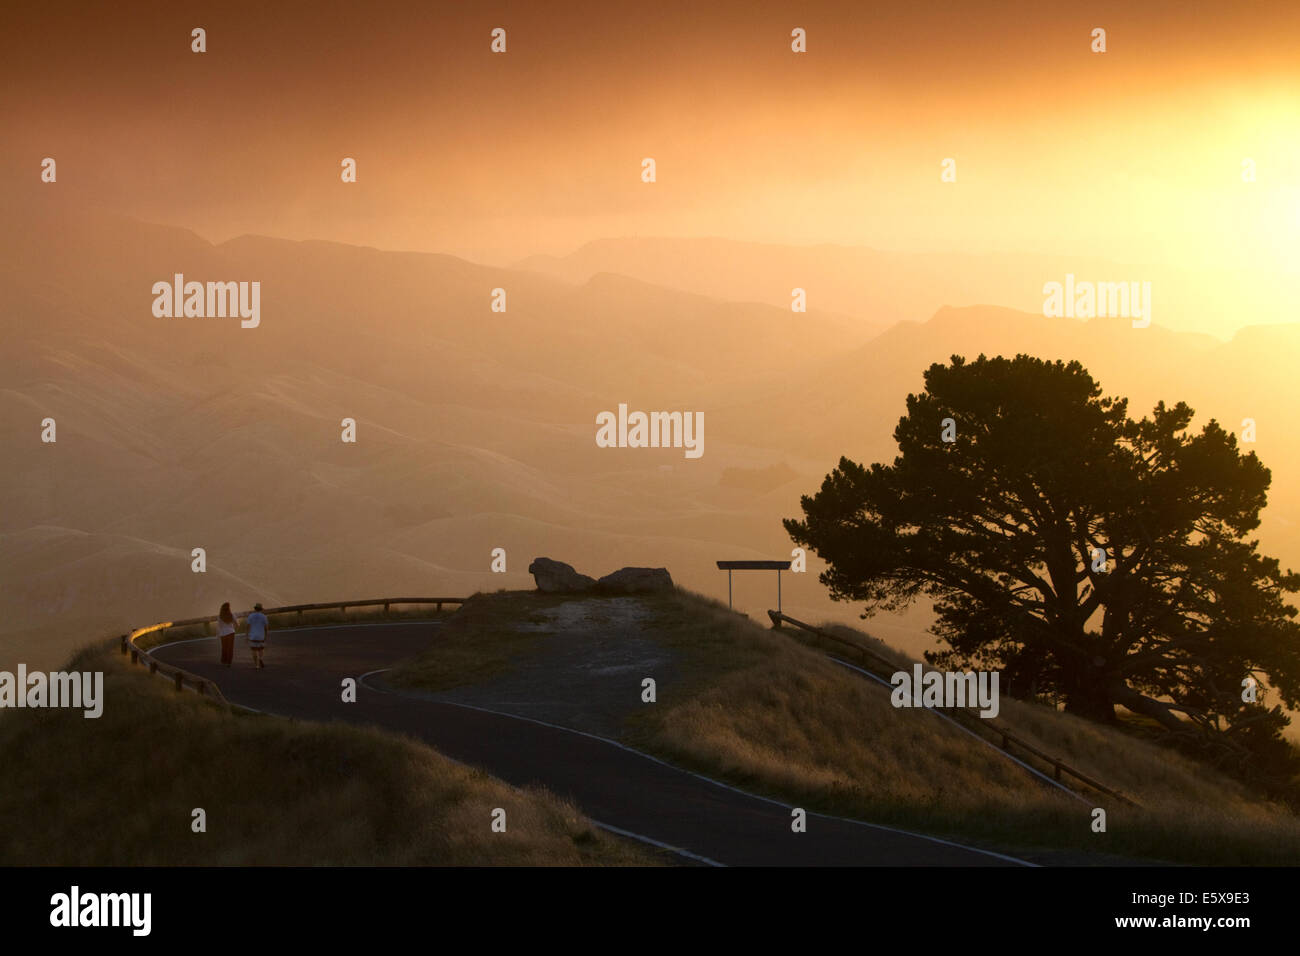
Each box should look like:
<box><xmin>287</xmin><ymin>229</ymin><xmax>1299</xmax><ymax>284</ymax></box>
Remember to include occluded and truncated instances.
<box><xmin>785</xmin><ymin>354</ymin><xmax>1300</xmax><ymax>764</ymax></box>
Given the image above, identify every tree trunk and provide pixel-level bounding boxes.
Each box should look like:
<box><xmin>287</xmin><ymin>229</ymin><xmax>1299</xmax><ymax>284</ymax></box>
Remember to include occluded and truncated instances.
<box><xmin>1063</xmin><ymin>691</ymin><xmax>1117</xmax><ymax>723</ymax></box>
<box><xmin>1109</xmin><ymin>682</ymin><xmax>1196</xmax><ymax>735</ymax></box>
<box><xmin>1062</xmin><ymin>656</ymin><xmax>1119</xmax><ymax>722</ymax></box>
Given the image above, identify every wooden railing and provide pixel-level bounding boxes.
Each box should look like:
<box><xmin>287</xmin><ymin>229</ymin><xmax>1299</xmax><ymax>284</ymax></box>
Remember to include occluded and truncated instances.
<box><xmin>767</xmin><ymin>609</ymin><xmax>1140</xmax><ymax>808</ymax></box>
<box><xmin>120</xmin><ymin>597</ymin><xmax>466</xmax><ymax>704</ymax></box>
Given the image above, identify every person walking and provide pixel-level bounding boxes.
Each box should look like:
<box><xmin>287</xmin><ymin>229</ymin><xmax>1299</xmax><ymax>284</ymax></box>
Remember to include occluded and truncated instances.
<box><xmin>216</xmin><ymin>602</ymin><xmax>237</xmax><ymax>666</ymax></box>
<box><xmin>246</xmin><ymin>602</ymin><xmax>270</xmax><ymax>669</ymax></box>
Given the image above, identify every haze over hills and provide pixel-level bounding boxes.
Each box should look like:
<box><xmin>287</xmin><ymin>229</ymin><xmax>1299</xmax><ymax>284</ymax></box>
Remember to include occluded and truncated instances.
<box><xmin>0</xmin><ymin>201</ymin><xmax>867</xmax><ymax>668</ymax></box>
<box><xmin>3</xmin><ymin>200</ymin><xmax>1298</xmax><ymax>680</ymax></box>
<box><xmin>517</xmin><ymin>236</ymin><xmax>1299</xmax><ymax>340</ymax></box>
<box><xmin>711</xmin><ymin>303</ymin><xmax>1300</xmax><ymax>563</ymax></box>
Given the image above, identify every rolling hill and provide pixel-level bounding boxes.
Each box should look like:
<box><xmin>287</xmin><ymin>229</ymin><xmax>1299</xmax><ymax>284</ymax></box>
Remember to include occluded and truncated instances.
<box><xmin>3</xmin><ymin>197</ymin><xmax>1298</xmax><ymax>678</ymax></box>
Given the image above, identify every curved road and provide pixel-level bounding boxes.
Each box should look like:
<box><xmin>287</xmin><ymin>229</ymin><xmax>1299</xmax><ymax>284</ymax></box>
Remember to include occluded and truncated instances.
<box><xmin>155</xmin><ymin>621</ymin><xmax>1029</xmax><ymax>867</ymax></box>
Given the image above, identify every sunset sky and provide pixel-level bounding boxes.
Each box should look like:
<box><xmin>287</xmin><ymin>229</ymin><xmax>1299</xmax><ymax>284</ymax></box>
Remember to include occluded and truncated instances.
<box><xmin>3</xmin><ymin>0</ymin><xmax>1298</xmax><ymax>336</ymax></box>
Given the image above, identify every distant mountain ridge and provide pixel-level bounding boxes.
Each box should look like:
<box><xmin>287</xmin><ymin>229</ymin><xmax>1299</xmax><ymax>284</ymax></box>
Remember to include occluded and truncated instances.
<box><xmin>516</xmin><ymin>235</ymin><xmax>1296</xmax><ymax>340</ymax></box>
<box><xmin>2</xmin><ymin>200</ymin><xmax>1297</xmax><ymax>675</ymax></box>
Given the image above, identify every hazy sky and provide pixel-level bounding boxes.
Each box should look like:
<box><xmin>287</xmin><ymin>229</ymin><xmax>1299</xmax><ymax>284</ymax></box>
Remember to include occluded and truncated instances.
<box><xmin>4</xmin><ymin>0</ymin><xmax>1298</xmax><ymax>323</ymax></box>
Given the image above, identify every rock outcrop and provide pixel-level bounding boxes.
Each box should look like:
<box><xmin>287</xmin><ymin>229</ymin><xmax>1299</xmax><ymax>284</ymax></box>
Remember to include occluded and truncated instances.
<box><xmin>526</xmin><ymin>558</ymin><xmax>675</xmax><ymax>595</ymax></box>
<box><xmin>527</xmin><ymin>557</ymin><xmax>596</xmax><ymax>593</ymax></box>
<box><xmin>596</xmin><ymin>566</ymin><xmax>674</xmax><ymax>594</ymax></box>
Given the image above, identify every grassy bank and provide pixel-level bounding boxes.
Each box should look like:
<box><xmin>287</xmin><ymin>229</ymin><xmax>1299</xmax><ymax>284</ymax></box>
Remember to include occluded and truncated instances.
<box><xmin>0</xmin><ymin>639</ymin><xmax>661</xmax><ymax>865</ymax></box>
<box><xmin>387</xmin><ymin>588</ymin><xmax>1300</xmax><ymax>865</ymax></box>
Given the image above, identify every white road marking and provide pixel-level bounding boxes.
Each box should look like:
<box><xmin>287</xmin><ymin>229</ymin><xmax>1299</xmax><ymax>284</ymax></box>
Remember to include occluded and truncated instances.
<box><xmin>159</xmin><ymin>622</ymin><xmax>1037</xmax><ymax>866</ymax></box>
<box><xmin>358</xmin><ymin>667</ymin><xmax>1035</xmax><ymax>866</ymax></box>
<box><xmin>589</xmin><ymin>822</ymin><xmax>724</xmax><ymax>867</ymax></box>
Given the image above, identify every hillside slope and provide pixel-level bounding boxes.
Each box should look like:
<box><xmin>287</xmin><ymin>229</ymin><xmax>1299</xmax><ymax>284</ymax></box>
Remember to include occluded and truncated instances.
<box><xmin>388</xmin><ymin>589</ymin><xmax>1300</xmax><ymax>865</ymax></box>
<box><xmin>0</xmin><ymin>638</ymin><xmax>660</xmax><ymax>865</ymax></box>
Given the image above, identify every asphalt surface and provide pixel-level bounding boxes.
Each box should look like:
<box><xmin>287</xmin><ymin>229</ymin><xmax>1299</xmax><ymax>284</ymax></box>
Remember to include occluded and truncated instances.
<box><xmin>154</xmin><ymin>621</ymin><xmax>1030</xmax><ymax>867</ymax></box>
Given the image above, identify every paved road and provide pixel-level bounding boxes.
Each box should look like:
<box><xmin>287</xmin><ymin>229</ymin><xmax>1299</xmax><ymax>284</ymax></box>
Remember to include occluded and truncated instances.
<box><xmin>154</xmin><ymin>621</ymin><xmax>1029</xmax><ymax>867</ymax></box>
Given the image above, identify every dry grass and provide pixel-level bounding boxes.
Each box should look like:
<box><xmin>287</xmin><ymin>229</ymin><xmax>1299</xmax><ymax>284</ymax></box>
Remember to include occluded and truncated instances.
<box><xmin>812</xmin><ymin>622</ymin><xmax>1287</xmax><ymax>812</ymax></box>
<box><xmin>391</xmin><ymin>587</ymin><xmax>1300</xmax><ymax>864</ymax></box>
<box><xmin>0</xmin><ymin>640</ymin><xmax>662</xmax><ymax>866</ymax></box>
<box><xmin>386</xmin><ymin>592</ymin><xmax>569</xmax><ymax>692</ymax></box>
<box><xmin>632</xmin><ymin>592</ymin><xmax>1300</xmax><ymax>864</ymax></box>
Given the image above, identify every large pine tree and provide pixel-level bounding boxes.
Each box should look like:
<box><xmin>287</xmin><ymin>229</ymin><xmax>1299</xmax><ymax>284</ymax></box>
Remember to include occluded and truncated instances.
<box><xmin>785</xmin><ymin>354</ymin><xmax>1300</xmax><ymax>763</ymax></box>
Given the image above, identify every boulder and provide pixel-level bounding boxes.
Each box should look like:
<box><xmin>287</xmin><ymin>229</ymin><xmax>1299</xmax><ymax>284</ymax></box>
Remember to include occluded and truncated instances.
<box><xmin>596</xmin><ymin>566</ymin><xmax>674</xmax><ymax>594</ymax></box>
<box><xmin>527</xmin><ymin>557</ymin><xmax>596</xmax><ymax>593</ymax></box>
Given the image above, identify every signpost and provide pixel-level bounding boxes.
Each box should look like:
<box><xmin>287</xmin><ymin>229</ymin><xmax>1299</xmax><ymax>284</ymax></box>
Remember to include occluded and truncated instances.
<box><xmin>715</xmin><ymin>560</ymin><xmax>793</xmax><ymax>612</ymax></box>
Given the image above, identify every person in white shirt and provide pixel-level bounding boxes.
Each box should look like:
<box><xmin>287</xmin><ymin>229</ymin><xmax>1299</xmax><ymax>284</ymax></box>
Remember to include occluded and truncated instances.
<box><xmin>216</xmin><ymin>602</ymin><xmax>237</xmax><ymax>666</ymax></box>
<box><xmin>245</xmin><ymin>602</ymin><xmax>270</xmax><ymax>669</ymax></box>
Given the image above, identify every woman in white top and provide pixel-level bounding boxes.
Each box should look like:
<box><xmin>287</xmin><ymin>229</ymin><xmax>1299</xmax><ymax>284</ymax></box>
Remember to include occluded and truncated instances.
<box><xmin>217</xmin><ymin>602</ymin><xmax>237</xmax><ymax>667</ymax></box>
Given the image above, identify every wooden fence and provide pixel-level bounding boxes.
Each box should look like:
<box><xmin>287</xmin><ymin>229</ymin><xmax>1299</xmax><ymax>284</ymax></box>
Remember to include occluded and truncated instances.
<box><xmin>767</xmin><ymin>609</ymin><xmax>1140</xmax><ymax>807</ymax></box>
<box><xmin>120</xmin><ymin>597</ymin><xmax>466</xmax><ymax>704</ymax></box>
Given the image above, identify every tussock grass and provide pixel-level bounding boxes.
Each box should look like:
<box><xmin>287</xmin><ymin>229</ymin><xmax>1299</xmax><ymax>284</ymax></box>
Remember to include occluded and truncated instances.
<box><xmin>0</xmin><ymin>640</ymin><xmax>661</xmax><ymax>865</ymax></box>
<box><xmin>392</xmin><ymin>588</ymin><xmax>1300</xmax><ymax>864</ymax></box>
<box><xmin>813</xmin><ymin>621</ymin><xmax>1287</xmax><ymax>812</ymax></box>
<box><xmin>635</xmin><ymin>592</ymin><xmax>1300</xmax><ymax>864</ymax></box>
<box><xmin>386</xmin><ymin>593</ymin><xmax>570</xmax><ymax>692</ymax></box>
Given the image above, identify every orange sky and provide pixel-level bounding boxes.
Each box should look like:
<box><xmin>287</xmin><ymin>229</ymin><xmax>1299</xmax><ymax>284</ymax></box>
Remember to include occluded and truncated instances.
<box><xmin>3</xmin><ymin>0</ymin><xmax>1298</xmax><ymax>332</ymax></box>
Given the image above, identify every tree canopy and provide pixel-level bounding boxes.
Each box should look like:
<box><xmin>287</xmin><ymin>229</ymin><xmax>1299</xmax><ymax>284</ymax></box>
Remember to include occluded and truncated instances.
<box><xmin>785</xmin><ymin>354</ymin><xmax>1300</xmax><ymax>768</ymax></box>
